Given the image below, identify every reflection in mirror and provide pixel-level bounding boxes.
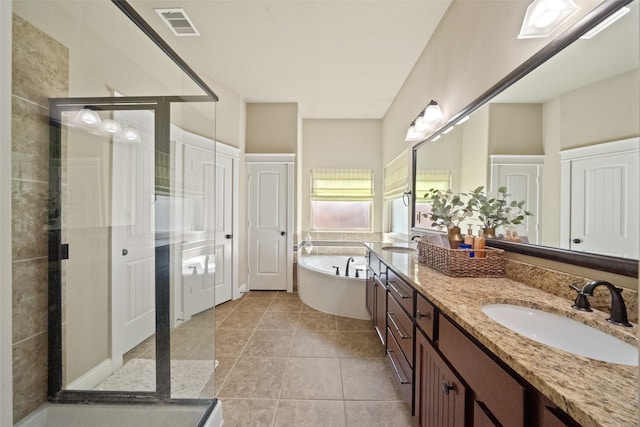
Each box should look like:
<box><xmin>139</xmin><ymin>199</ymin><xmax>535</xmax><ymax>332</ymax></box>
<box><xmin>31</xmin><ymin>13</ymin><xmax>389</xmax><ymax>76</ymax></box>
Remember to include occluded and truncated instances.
<box><xmin>412</xmin><ymin>0</ymin><xmax>639</xmax><ymax>267</ymax></box>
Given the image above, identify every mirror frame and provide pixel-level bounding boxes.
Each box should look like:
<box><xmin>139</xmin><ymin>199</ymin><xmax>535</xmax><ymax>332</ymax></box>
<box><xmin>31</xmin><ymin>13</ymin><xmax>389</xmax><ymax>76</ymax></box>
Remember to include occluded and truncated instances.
<box><xmin>411</xmin><ymin>0</ymin><xmax>638</xmax><ymax>278</ymax></box>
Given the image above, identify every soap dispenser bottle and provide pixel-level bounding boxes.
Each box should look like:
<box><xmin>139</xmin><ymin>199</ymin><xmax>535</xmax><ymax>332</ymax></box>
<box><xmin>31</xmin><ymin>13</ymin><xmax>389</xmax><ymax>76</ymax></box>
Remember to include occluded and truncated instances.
<box><xmin>464</xmin><ymin>226</ymin><xmax>474</xmax><ymax>246</ymax></box>
<box><xmin>474</xmin><ymin>229</ymin><xmax>486</xmax><ymax>258</ymax></box>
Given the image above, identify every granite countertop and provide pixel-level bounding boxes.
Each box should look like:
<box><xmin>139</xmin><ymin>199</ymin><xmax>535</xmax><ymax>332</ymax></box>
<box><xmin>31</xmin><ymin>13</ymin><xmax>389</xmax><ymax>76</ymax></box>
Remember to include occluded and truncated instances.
<box><xmin>365</xmin><ymin>242</ymin><xmax>638</xmax><ymax>427</ymax></box>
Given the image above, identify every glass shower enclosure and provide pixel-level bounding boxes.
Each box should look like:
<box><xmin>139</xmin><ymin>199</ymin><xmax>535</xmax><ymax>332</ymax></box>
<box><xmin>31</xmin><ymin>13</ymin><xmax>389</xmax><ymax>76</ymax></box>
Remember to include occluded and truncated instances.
<box><xmin>47</xmin><ymin>96</ymin><xmax>218</xmax><ymax>422</ymax></box>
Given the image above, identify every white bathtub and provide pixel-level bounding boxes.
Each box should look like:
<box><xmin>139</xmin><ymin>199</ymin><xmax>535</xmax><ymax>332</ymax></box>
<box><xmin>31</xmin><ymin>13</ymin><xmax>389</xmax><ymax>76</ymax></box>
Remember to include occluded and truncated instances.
<box><xmin>297</xmin><ymin>255</ymin><xmax>370</xmax><ymax>320</ymax></box>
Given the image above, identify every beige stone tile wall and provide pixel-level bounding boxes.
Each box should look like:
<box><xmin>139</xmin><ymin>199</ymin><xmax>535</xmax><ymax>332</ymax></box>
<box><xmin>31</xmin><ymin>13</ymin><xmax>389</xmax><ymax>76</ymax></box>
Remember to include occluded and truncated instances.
<box><xmin>505</xmin><ymin>259</ymin><xmax>638</xmax><ymax>324</ymax></box>
<box><xmin>11</xmin><ymin>14</ymin><xmax>69</xmax><ymax>423</ymax></box>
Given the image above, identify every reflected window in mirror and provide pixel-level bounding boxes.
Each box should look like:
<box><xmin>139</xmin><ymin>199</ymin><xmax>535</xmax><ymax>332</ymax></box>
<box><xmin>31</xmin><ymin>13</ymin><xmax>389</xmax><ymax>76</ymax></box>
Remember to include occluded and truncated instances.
<box><xmin>384</xmin><ymin>151</ymin><xmax>410</xmax><ymax>234</ymax></box>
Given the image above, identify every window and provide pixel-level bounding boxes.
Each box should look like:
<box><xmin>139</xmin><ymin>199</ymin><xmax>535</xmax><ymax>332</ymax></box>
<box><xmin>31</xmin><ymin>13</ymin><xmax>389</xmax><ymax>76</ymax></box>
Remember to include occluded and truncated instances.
<box><xmin>414</xmin><ymin>170</ymin><xmax>451</xmax><ymax>228</ymax></box>
<box><xmin>310</xmin><ymin>169</ymin><xmax>374</xmax><ymax>231</ymax></box>
<box><xmin>384</xmin><ymin>151</ymin><xmax>409</xmax><ymax>234</ymax></box>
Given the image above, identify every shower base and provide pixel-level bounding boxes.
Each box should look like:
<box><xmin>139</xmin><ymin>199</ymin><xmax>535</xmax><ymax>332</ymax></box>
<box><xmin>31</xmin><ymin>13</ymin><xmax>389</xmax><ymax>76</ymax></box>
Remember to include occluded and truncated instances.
<box><xmin>15</xmin><ymin>401</ymin><xmax>222</xmax><ymax>427</ymax></box>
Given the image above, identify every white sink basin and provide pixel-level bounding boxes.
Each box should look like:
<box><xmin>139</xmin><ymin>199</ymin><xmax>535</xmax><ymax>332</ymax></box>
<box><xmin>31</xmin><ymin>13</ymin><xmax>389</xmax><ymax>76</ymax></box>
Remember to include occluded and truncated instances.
<box><xmin>381</xmin><ymin>246</ymin><xmax>417</xmax><ymax>254</ymax></box>
<box><xmin>481</xmin><ymin>304</ymin><xmax>638</xmax><ymax>366</ymax></box>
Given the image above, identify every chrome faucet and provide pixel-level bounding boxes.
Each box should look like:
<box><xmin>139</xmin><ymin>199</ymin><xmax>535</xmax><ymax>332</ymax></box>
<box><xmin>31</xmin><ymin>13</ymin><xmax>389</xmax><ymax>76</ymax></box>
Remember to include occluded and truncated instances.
<box><xmin>570</xmin><ymin>280</ymin><xmax>632</xmax><ymax>327</ymax></box>
<box><xmin>345</xmin><ymin>256</ymin><xmax>355</xmax><ymax>277</ymax></box>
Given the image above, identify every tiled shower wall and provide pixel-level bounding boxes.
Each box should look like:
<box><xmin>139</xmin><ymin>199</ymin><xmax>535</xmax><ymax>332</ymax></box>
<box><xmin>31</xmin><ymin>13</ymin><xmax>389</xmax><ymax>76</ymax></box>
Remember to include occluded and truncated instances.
<box><xmin>11</xmin><ymin>14</ymin><xmax>69</xmax><ymax>422</ymax></box>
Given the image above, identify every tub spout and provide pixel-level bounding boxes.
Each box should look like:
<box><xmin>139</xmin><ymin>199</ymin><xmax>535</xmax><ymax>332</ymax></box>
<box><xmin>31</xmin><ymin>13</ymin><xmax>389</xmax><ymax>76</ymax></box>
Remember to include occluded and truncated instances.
<box><xmin>345</xmin><ymin>257</ymin><xmax>355</xmax><ymax>277</ymax></box>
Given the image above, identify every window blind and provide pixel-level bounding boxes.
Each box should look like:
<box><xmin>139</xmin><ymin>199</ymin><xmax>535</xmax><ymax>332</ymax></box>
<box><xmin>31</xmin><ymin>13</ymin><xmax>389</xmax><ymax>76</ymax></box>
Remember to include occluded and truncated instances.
<box><xmin>383</xmin><ymin>151</ymin><xmax>409</xmax><ymax>199</ymax></box>
<box><xmin>415</xmin><ymin>170</ymin><xmax>451</xmax><ymax>201</ymax></box>
<box><xmin>311</xmin><ymin>169</ymin><xmax>374</xmax><ymax>200</ymax></box>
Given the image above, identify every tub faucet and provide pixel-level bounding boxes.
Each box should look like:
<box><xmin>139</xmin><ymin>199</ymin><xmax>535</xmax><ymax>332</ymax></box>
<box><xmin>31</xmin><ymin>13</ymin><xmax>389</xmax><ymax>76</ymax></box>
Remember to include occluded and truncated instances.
<box><xmin>345</xmin><ymin>256</ymin><xmax>355</xmax><ymax>277</ymax></box>
<box><xmin>411</xmin><ymin>235</ymin><xmax>422</xmax><ymax>241</ymax></box>
<box><xmin>570</xmin><ymin>280</ymin><xmax>632</xmax><ymax>327</ymax></box>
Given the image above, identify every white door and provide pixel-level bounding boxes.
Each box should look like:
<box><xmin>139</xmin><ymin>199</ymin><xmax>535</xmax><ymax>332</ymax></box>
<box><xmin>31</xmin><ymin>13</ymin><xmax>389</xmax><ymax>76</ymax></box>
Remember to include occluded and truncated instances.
<box><xmin>248</xmin><ymin>163</ymin><xmax>288</xmax><ymax>290</ymax></box>
<box><xmin>570</xmin><ymin>151</ymin><xmax>639</xmax><ymax>258</ymax></box>
<box><xmin>111</xmin><ymin>110</ymin><xmax>156</xmax><ymax>366</ymax></box>
<box><xmin>182</xmin><ymin>145</ymin><xmax>233</xmax><ymax>317</ymax></box>
<box><xmin>491</xmin><ymin>164</ymin><xmax>541</xmax><ymax>244</ymax></box>
<box><xmin>214</xmin><ymin>155</ymin><xmax>233</xmax><ymax>304</ymax></box>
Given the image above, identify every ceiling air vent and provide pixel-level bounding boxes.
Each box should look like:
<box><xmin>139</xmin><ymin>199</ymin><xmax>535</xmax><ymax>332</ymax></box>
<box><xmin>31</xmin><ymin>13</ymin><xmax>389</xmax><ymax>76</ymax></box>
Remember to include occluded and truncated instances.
<box><xmin>155</xmin><ymin>8</ymin><xmax>200</xmax><ymax>36</ymax></box>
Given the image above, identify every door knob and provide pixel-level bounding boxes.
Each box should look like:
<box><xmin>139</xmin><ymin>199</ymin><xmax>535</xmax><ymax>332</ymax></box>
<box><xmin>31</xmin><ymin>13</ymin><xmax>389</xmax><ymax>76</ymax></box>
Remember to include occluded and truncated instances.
<box><xmin>122</xmin><ymin>249</ymin><xmax>128</xmax><ymax>256</ymax></box>
<box><xmin>572</xmin><ymin>238</ymin><xmax>582</xmax><ymax>244</ymax></box>
<box><xmin>281</xmin><ymin>231</ymin><xmax>286</xmax><ymax>236</ymax></box>
<box><xmin>441</xmin><ymin>380</ymin><xmax>454</xmax><ymax>395</ymax></box>
<box><xmin>225</xmin><ymin>234</ymin><xmax>233</xmax><ymax>239</ymax></box>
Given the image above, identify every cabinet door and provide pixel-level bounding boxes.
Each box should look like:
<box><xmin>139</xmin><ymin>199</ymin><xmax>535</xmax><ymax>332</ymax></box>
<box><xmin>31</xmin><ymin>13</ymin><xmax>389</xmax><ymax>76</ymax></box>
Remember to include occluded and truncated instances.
<box><xmin>365</xmin><ymin>267</ymin><xmax>374</xmax><ymax>318</ymax></box>
<box><xmin>415</xmin><ymin>330</ymin><xmax>465</xmax><ymax>427</ymax></box>
<box><xmin>373</xmin><ymin>275</ymin><xmax>387</xmax><ymax>345</ymax></box>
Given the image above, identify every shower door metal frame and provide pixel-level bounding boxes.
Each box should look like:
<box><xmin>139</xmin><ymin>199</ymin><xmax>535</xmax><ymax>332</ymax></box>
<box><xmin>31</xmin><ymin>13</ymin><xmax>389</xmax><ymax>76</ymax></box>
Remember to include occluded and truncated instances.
<box><xmin>48</xmin><ymin>95</ymin><xmax>215</xmax><ymax>411</ymax></box>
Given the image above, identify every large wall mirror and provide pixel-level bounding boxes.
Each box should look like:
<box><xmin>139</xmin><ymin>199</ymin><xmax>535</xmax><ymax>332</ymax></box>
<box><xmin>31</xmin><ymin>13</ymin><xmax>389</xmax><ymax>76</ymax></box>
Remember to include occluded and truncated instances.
<box><xmin>412</xmin><ymin>0</ymin><xmax>639</xmax><ymax>277</ymax></box>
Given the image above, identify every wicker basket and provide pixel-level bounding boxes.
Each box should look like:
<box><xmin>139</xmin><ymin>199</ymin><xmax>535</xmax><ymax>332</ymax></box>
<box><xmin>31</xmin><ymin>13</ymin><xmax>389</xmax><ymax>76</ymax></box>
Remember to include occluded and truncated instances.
<box><xmin>418</xmin><ymin>240</ymin><xmax>505</xmax><ymax>277</ymax></box>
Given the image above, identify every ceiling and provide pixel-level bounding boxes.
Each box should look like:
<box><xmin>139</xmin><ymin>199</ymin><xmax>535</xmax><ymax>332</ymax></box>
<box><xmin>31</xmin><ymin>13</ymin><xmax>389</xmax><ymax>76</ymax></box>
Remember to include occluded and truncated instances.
<box><xmin>128</xmin><ymin>1</ymin><xmax>452</xmax><ymax>119</ymax></box>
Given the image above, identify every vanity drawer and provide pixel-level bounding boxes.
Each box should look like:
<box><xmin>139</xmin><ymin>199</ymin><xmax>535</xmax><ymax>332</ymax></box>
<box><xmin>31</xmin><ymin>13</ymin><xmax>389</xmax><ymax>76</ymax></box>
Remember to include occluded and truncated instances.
<box><xmin>387</xmin><ymin>294</ymin><xmax>414</xmax><ymax>367</ymax></box>
<box><xmin>439</xmin><ymin>314</ymin><xmax>525</xmax><ymax>427</ymax></box>
<box><xmin>386</xmin><ymin>269</ymin><xmax>414</xmax><ymax>315</ymax></box>
<box><xmin>415</xmin><ymin>293</ymin><xmax>435</xmax><ymax>340</ymax></box>
<box><xmin>386</xmin><ymin>327</ymin><xmax>412</xmax><ymax>404</ymax></box>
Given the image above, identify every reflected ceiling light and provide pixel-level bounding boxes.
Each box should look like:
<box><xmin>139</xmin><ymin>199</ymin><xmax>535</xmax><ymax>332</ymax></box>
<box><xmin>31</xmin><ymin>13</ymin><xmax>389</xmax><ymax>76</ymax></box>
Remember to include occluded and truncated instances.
<box><xmin>442</xmin><ymin>126</ymin><xmax>455</xmax><ymax>135</ymax></box>
<box><xmin>405</xmin><ymin>100</ymin><xmax>444</xmax><ymax>143</ymax></box>
<box><xmin>580</xmin><ymin>7</ymin><xmax>630</xmax><ymax>39</ymax></box>
<box><xmin>74</xmin><ymin>108</ymin><xmax>101</xmax><ymax>126</ymax></box>
<box><xmin>455</xmin><ymin>115</ymin><xmax>470</xmax><ymax>125</ymax></box>
<box><xmin>518</xmin><ymin>0</ymin><xmax>579</xmax><ymax>39</ymax></box>
<box><xmin>123</xmin><ymin>128</ymin><xmax>142</xmax><ymax>142</ymax></box>
<box><xmin>100</xmin><ymin>119</ymin><xmax>123</xmax><ymax>134</ymax></box>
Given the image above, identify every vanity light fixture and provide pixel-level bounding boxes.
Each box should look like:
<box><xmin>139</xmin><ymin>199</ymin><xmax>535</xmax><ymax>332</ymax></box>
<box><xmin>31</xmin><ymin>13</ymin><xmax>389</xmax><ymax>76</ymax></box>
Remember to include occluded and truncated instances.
<box><xmin>74</xmin><ymin>108</ymin><xmax>101</xmax><ymax>126</ymax></box>
<box><xmin>455</xmin><ymin>115</ymin><xmax>470</xmax><ymax>125</ymax></box>
<box><xmin>405</xmin><ymin>100</ymin><xmax>444</xmax><ymax>142</ymax></box>
<box><xmin>580</xmin><ymin>6</ymin><xmax>630</xmax><ymax>39</ymax></box>
<box><xmin>123</xmin><ymin>128</ymin><xmax>142</xmax><ymax>142</ymax></box>
<box><xmin>100</xmin><ymin>118</ymin><xmax>123</xmax><ymax>134</ymax></box>
<box><xmin>518</xmin><ymin>0</ymin><xmax>580</xmax><ymax>39</ymax></box>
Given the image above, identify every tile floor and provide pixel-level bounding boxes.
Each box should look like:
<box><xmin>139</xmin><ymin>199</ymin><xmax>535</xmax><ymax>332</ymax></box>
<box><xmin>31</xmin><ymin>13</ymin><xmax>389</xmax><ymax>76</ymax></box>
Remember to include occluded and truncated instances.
<box><xmin>123</xmin><ymin>290</ymin><xmax>415</xmax><ymax>426</ymax></box>
<box><xmin>207</xmin><ymin>291</ymin><xmax>415</xmax><ymax>427</ymax></box>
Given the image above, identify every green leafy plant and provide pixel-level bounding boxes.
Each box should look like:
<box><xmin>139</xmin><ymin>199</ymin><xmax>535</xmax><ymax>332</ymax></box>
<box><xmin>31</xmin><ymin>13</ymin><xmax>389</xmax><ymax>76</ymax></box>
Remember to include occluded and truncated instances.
<box><xmin>422</xmin><ymin>188</ymin><xmax>474</xmax><ymax>229</ymax></box>
<box><xmin>468</xmin><ymin>186</ymin><xmax>532</xmax><ymax>228</ymax></box>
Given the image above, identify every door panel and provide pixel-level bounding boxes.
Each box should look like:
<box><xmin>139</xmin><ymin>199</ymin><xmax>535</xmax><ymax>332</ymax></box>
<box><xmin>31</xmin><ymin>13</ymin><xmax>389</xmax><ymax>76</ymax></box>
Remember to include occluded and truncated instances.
<box><xmin>570</xmin><ymin>152</ymin><xmax>639</xmax><ymax>258</ymax></box>
<box><xmin>492</xmin><ymin>164</ymin><xmax>541</xmax><ymax>244</ymax></box>
<box><xmin>112</xmin><ymin>110</ymin><xmax>156</xmax><ymax>365</ymax></box>
<box><xmin>248</xmin><ymin>164</ymin><xmax>287</xmax><ymax>290</ymax></box>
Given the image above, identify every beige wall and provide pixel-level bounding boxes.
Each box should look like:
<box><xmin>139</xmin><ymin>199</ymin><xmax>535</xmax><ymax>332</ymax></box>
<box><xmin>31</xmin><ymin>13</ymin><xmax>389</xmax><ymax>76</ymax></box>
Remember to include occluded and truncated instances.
<box><xmin>301</xmin><ymin>119</ymin><xmax>383</xmax><ymax>235</ymax></box>
<box><xmin>246</xmin><ymin>103</ymin><xmax>299</xmax><ymax>153</ymax></box>
<box><xmin>488</xmin><ymin>103</ymin><xmax>543</xmax><ymax>155</ymax></box>
<box><xmin>460</xmin><ymin>104</ymin><xmax>490</xmax><ymax>192</ymax></box>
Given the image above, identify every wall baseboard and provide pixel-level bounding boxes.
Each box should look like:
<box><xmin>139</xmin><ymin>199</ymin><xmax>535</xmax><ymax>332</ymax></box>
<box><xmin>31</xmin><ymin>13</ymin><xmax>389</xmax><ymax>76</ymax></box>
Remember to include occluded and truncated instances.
<box><xmin>66</xmin><ymin>359</ymin><xmax>112</xmax><ymax>391</ymax></box>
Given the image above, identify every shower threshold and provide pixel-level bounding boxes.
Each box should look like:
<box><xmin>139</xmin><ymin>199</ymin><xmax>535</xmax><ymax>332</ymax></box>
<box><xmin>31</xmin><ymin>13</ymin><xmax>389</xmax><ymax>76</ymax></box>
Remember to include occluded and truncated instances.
<box><xmin>15</xmin><ymin>400</ymin><xmax>222</xmax><ymax>427</ymax></box>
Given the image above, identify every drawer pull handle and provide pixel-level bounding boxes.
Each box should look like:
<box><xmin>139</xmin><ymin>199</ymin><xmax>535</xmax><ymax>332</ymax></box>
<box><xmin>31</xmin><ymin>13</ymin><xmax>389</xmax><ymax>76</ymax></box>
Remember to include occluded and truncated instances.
<box><xmin>387</xmin><ymin>349</ymin><xmax>410</xmax><ymax>385</ymax></box>
<box><xmin>441</xmin><ymin>380</ymin><xmax>454</xmax><ymax>395</ymax></box>
<box><xmin>388</xmin><ymin>312</ymin><xmax>410</xmax><ymax>339</ymax></box>
<box><xmin>416</xmin><ymin>309</ymin><xmax>431</xmax><ymax>320</ymax></box>
<box><xmin>388</xmin><ymin>281</ymin><xmax>408</xmax><ymax>299</ymax></box>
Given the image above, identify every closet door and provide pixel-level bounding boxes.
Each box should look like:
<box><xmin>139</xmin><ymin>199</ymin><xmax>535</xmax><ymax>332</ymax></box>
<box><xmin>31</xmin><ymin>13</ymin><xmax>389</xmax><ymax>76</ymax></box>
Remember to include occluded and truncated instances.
<box><xmin>247</xmin><ymin>161</ymin><xmax>291</xmax><ymax>291</ymax></box>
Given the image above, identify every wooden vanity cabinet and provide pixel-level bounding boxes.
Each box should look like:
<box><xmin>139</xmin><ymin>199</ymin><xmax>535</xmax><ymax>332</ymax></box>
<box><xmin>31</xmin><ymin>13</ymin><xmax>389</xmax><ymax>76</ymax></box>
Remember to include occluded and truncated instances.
<box><xmin>367</xmin><ymin>250</ymin><xmax>579</xmax><ymax>427</ymax></box>
<box><xmin>415</xmin><ymin>328</ymin><xmax>466</xmax><ymax>427</ymax></box>
<box><xmin>367</xmin><ymin>252</ymin><xmax>387</xmax><ymax>345</ymax></box>
<box><xmin>385</xmin><ymin>268</ymin><xmax>415</xmax><ymax>404</ymax></box>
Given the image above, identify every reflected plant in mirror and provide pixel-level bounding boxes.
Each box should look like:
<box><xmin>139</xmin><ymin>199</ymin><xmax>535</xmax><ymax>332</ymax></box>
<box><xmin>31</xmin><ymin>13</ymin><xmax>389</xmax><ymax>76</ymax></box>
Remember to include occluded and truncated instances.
<box><xmin>422</xmin><ymin>188</ymin><xmax>474</xmax><ymax>230</ymax></box>
<box><xmin>468</xmin><ymin>186</ymin><xmax>533</xmax><ymax>238</ymax></box>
